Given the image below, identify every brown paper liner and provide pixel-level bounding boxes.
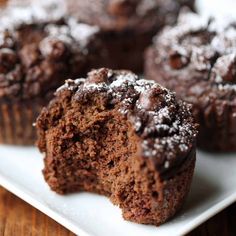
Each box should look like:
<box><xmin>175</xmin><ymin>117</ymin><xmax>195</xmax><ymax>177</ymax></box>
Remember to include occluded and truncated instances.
<box><xmin>0</xmin><ymin>98</ymin><xmax>48</xmax><ymax>145</ymax></box>
<box><xmin>197</xmin><ymin>103</ymin><xmax>236</xmax><ymax>152</ymax></box>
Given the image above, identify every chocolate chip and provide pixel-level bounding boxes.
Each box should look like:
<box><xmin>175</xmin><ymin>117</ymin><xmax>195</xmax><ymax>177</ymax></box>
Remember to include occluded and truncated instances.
<box><xmin>211</xmin><ymin>54</ymin><xmax>236</xmax><ymax>83</ymax></box>
<box><xmin>39</xmin><ymin>38</ymin><xmax>68</xmax><ymax>60</ymax></box>
<box><xmin>0</xmin><ymin>31</ymin><xmax>15</xmax><ymax>49</ymax></box>
<box><xmin>138</xmin><ymin>86</ymin><xmax>164</xmax><ymax>110</ymax></box>
<box><xmin>87</xmin><ymin>68</ymin><xmax>110</xmax><ymax>84</ymax></box>
<box><xmin>169</xmin><ymin>51</ymin><xmax>189</xmax><ymax>70</ymax></box>
<box><xmin>20</xmin><ymin>44</ymin><xmax>40</xmax><ymax>68</ymax></box>
<box><xmin>0</xmin><ymin>48</ymin><xmax>17</xmax><ymax>73</ymax></box>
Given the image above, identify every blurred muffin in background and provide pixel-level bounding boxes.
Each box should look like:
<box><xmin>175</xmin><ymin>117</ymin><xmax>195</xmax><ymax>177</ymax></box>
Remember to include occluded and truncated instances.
<box><xmin>145</xmin><ymin>11</ymin><xmax>236</xmax><ymax>151</ymax></box>
<box><xmin>0</xmin><ymin>6</ymin><xmax>101</xmax><ymax>145</ymax></box>
<box><xmin>35</xmin><ymin>0</ymin><xmax>195</xmax><ymax>73</ymax></box>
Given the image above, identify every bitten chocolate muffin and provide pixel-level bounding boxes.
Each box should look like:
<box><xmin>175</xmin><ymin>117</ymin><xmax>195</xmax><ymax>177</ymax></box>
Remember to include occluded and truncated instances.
<box><xmin>52</xmin><ymin>0</ymin><xmax>195</xmax><ymax>72</ymax></box>
<box><xmin>36</xmin><ymin>68</ymin><xmax>198</xmax><ymax>225</ymax></box>
<box><xmin>145</xmin><ymin>11</ymin><xmax>236</xmax><ymax>151</ymax></box>
<box><xmin>0</xmin><ymin>7</ymin><xmax>100</xmax><ymax>145</ymax></box>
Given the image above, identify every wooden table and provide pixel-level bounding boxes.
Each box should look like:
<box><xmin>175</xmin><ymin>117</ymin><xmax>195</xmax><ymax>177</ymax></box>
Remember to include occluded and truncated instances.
<box><xmin>0</xmin><ymin>186</ymin><xmax>235</xmax><ymax>236</ymax></box>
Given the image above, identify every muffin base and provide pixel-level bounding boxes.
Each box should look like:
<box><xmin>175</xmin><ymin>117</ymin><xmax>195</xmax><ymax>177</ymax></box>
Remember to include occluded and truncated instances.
<box><xmin>197</xmin><ymin>106</ymin><xmax>236</xmax><ymax>152</ymax></box>
<box><xmin>121</xmin><ymin>153</ymin><xmax>196</xmax><ymax>225</ymax></box>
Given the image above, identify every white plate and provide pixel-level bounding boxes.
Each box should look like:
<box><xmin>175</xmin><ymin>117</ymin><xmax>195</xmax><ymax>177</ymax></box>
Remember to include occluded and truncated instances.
<box><xmin>0</xmin><ymin>146</ymin><xmax>235</xmax><ymax>236</ymax></box>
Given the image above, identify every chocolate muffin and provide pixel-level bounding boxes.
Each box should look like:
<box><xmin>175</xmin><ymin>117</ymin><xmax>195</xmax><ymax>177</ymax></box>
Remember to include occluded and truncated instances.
<box><xmin>145</xmin><ymin>11</ymin><xmax>236</xmax><ymax>151</ymax></box>
<box><xmin>36</xmin><ymin>68</ymin><xmax>198</xmax><ymax>225</ymax></box>
<box><xmin>0</xmin><ymin>7</ymin><xmax>100</xmax><ymax>145</ymax></box>
<box><xmin>49</xmin><ymin>0</ymin><xmax>195</xmax><ymax>72</ymax></box>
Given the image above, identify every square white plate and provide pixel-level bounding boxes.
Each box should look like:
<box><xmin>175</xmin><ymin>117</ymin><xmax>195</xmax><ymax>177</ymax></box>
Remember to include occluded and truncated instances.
<box><xmin>0</xmin><ymin>146</ymin><xmax>235</xmax><ymax>236</ymax></box>
<box><xmin>0</xmin><ymin>1</ymin><xmax>236</xmax><ymax>235</ymax></box>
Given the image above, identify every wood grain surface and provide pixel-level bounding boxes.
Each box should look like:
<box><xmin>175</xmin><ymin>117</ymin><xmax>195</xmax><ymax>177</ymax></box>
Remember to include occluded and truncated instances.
<box><xmin>0</xmin><ymin>186</ymin><xmax>235</xmax><ymax>236</ymax></box>
<box><xmin>0</xmin><ymin>187</ymin><xmax>74</xmax><ymax>236</ymax></box>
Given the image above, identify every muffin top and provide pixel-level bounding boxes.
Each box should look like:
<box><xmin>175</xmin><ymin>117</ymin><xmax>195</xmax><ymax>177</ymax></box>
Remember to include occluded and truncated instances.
<box><xmin>152</xmin><ymin>11</ymin><xmax>236</xmax><ymax>105</ymax></box>
<box><xmin>0</xmin><ymin>6</ymin><xmax>99</xmax><ymax>101</ymax></box>
<box><xmin>55</xmin><ymin>68</ymin><xmax>197</xmax><ymax>175</ymax></box>
<box><xmin>63</xmin><ymin>0</ymin><xmax>195</xmax><ymax>32</ymax></box>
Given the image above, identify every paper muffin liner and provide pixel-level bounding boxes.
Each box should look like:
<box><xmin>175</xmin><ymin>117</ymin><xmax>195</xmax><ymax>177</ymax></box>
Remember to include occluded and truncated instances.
<box><xmin>0</xmin><ymin>98</ymin><xmax>47</xmax><ymax>145</ymax></box>
<box><xmin>197</xmin><ymin>102</ymin><xmax>236</xmax><ymax>152</ymax></box>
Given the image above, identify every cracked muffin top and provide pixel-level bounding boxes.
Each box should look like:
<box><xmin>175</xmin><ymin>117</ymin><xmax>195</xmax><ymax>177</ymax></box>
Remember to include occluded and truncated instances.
<box><xmin>39</xmin><ymin>68</ymin><xmax>198</xmax><ymax>177</ymax></box>
<box><xmin>151</xmin><ymin>11</ymin><xmax>236</xmax><ymax>104</ymax></box>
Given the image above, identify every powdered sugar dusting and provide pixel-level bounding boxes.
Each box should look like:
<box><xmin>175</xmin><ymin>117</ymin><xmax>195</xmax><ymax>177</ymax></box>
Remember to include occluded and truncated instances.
<box><xmin>155</xmin><ymin>10</ymin><xmax>236</xmax><ymax>98</ymax></box>
<box><xmin>218</xmin><ymin>84</ymin><xmax>236</xmax><ymax>91</ymax></box>
<box><xmin>58</xmin><ymin>69</ymin><xmax>197</xmax><ymax>170</ymax></box>
<box><xmin>110</xmin><ymin>72</ymin><xmax>138</xmax><ymax>88</ymax></box>
<box><xmin>0</xmin><ymin>4</ymin><xmax>99</xmax><ymax>50</ymax></box>
<box><xmin>210</xmin><ymin>53</ymin><xmax>236</xmax><ymax>91</ymax></box>
<box><xmin>44</xmin><ymin>20</ymin><xmax>99</xmax><ymax>50</ymax></box>
<box><xmin>57</xmin><ymin>78</ymin><xmax>86</xmax><ymax>92</ymax></box>
<box><xmin>67</xmin><ymin>18</ymin><xmax>99</xmax><ymax>48</ymax></box>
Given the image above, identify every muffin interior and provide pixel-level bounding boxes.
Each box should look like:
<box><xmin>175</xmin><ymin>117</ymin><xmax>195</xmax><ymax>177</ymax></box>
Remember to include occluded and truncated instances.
<box><xmin>43</xmin><ymin>91</ymin><xmax>140</xmax><ymax>194</ymax></box>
